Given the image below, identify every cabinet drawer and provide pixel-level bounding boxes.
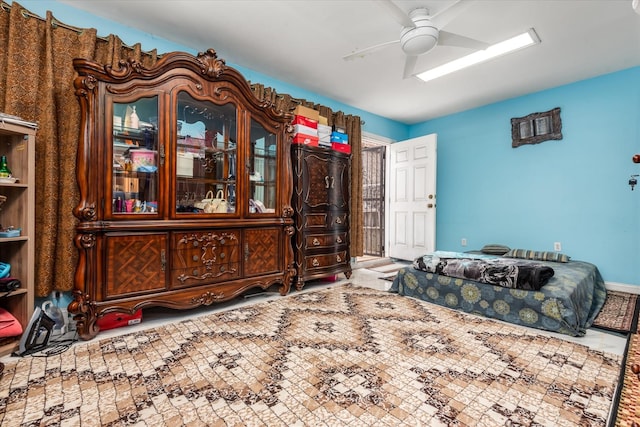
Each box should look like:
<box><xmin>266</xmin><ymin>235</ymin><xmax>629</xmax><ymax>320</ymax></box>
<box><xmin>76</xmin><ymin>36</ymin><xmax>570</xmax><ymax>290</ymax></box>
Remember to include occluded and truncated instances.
<box><xmin>171</xmin><ymin>231</ymin><xmax>240</xmax><ymax>287</ymax></box>
<box><xmin>172</xmin><ymin>262</ymin><xmax>240</xmax><ymax>287</ymax></box>
<box><xmin>172</xmin><ymin>231</ymin><xmax>240</xmax><ymax>267</ymax></box>
<box><xmin>304</xmin><ymin>232</ymin><xmax>347</xmax><ymax>250</ymax></box>
<box><xmin>303</xmin><ymin>212</ymin><xmax>348</xmax><ymax>230</ymax></box>
<box><xmin>303</xmin><ymin>213</ymin><xmax>328</xmax><ymax>229</ymax></box>
<box><xmin>304</xmin><ymin>251</ymin><xmax>348</xmax><ymax>271</ymax></box>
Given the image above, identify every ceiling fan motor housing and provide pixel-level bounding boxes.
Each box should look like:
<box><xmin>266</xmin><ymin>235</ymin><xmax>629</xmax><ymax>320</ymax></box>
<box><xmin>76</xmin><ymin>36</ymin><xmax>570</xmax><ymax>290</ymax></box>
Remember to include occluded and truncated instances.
<box><xmin>400</xmin><ymin>8</ymin><xmax>439</xmax><ymax>55</ymax></box>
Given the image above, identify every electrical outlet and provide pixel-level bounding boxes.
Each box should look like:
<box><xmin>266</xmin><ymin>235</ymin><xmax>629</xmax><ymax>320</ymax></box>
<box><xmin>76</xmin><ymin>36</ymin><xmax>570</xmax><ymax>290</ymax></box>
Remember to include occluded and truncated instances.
<box><xmin>461</xmin><ymin>238</ymin><xmax>467</xmax><ymax>247</ymax></box>
<box><xmin>554</xmin><ymin>242</ymin><xmax>562</xmax><ymax>251</ymax></box>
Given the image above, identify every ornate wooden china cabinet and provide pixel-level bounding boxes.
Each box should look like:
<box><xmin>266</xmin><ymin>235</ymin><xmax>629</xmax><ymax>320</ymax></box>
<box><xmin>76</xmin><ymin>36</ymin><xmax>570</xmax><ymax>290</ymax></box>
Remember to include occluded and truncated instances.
<box><xmin>70</xmin><ymin>49</ymin><xmax>295</xmax><ymax>340</ymax></box>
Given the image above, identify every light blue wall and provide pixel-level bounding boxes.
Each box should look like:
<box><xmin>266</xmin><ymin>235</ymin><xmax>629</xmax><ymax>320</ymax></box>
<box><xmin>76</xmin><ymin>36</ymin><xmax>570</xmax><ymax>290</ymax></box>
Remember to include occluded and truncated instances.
<box><xmin>17</xmin><ymin>1</ymin><xmax>410</xmax><ymax>140</ymax></box>
<box><xmin>410</xmin><ymin>67</ymin><xmax>640</xmax><ymax>285</ymax></box>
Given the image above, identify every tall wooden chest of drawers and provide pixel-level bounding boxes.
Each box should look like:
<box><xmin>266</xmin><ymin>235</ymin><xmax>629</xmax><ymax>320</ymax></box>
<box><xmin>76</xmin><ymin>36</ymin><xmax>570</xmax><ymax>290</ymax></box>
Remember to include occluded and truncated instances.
<box><xmin>292</xmin><ymin>145</ymin><xmax>352</xmax><ymax>290</ymax></box>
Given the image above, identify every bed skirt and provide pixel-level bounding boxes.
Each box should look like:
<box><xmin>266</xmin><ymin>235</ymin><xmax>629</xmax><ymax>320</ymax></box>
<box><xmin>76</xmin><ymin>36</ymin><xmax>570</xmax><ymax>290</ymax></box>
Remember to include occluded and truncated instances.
<box><xmin>389</xmin><ymin>260</ymin><xmax>607</xmax><ymax>337</ymax></box>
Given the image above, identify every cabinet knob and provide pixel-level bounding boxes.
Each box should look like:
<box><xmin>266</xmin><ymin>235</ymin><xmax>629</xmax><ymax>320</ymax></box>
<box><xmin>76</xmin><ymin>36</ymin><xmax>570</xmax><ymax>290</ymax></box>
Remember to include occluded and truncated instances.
<box><xmin>335</xmin><ymin>217</ymin><xmax>343</xmax><ymax>224</ymax></box>
<box><xmin>336</xmin><ymin>255</ymin><xmax>342</xmax><ymax>262</ymax></box>
<box><xmin>220</xmin><ymin>252</ymin><xmax>225</xmax><ymax>259</ymax></box>
<box><xmin>192</xmin><ymin>269</ymin><xmax>199</xmax><ymax>276</ymax></box>
<box><xmin>427</xmin><ymin>203</ymin><xmax>435</xmax><ymax>208</ymax></box>
<box><xmin>312</xmin><ymin>258</ymin><xmax>319</xmax><ymax>267</ymax></box>
<box><xmin>336</xmin><ymin>236</ymin><xmax>343</xmax><ymax>244</ymax></box>
<box><xmin>193</xmin><ymin>241</ymin><xmax>199</xmax><ymax>247</ymax></box>
<box><xmin>312</xmin><ymin>238</ymin><xmax>320</xmax><ymax>246</ymax></box>
<box><xmin>192</xmin><ymin>255</ymin><xmax>199</xmax><ymax>262</ymax></box>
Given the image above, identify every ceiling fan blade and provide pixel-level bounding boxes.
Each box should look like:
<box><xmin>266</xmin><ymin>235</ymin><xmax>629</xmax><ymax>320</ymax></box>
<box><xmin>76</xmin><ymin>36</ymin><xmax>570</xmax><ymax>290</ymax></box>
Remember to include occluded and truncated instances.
<box><xmin>403</xmin><ymin>55</ymin><xmax>418</xmax><ymax>79</ymax></box>
<box><xmin>438</xmin><ymin>31</ymin><xmax>489</xmax><ymax>50</ymax></box>
<box><xmin>376</xmin><ymin>0</ymin><xmax>415</xmax><ymax>28</ymax></box>
<box><xmin>343</xmin><ymin>39</ymin><xmax>400</xmax><ymax>61</ymax></box>
<box><xmin>431</xmin><ymin>0</ymin><xmax>475</xmax><ymax>29</ymax></box>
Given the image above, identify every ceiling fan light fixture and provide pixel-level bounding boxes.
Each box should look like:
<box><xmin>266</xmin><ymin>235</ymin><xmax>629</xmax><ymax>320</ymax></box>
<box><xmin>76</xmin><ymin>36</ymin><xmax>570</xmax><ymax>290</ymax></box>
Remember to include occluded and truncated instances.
<box><xmin>416</xmin><ymin>28</ymin><xmax>541</xmax><ymax>82</ymax></box>
<box><xmin>400</xmin><ymin>25</ymin><xmax>439</xmax><ymax>55</ymax></box>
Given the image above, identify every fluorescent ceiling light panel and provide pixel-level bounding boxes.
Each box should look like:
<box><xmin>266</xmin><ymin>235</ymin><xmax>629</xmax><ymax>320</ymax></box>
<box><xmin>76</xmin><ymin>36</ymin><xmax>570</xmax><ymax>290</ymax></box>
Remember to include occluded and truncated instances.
<box><xmin>416</xmin><ymin>28</ymin><xmax>541</xmax><ymax>82</ymax></box>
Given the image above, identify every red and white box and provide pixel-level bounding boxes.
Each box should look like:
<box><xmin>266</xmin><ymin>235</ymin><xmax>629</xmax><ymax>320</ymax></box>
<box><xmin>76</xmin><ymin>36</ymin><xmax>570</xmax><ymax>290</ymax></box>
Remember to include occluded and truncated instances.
<box><xmin>97</xmin><ymin>309</ymin><xmax>142</xmax><ymax>331</ymax></box>
<box><xmin>332</xmin><ymin>142</ymin><xmax>351</xmax><ymax>154</ymax></box>
<box><xmin>293</xmin><ymin>115</ymin><xmax>318</xmax><ymax>129</ymax></box>
<box><xmin>293</xmin><ymin>134</ymin><xmax>319</xmax><ymax>146</ymax></box>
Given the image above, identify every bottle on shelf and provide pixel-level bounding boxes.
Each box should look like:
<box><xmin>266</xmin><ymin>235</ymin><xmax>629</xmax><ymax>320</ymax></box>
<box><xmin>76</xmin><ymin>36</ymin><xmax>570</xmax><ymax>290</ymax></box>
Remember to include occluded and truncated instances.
<box><xmin>130</xmin><ymin>106</ymin><xmax>139</xmax><ymax>130</ymax></box>
<box><xmin>0</xmin><ymin>156</ymin><xmax>11</xmax><ymax>178</ymax></box>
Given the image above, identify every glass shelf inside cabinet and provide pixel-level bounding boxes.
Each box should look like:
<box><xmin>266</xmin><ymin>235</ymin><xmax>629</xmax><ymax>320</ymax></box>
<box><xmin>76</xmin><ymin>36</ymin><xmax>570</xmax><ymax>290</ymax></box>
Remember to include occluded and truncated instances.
<box><xmin>175</xmin><ymin>92</ymin><xmax>237</xmax><ymax>214</ymax></box>
<box><xmin>248</xmin><ymin>118</ymin><xmax>277</xmax><ymax>214</ymax></box>
<box><xmin>112</xmin><ymin>97</ymin><xmax>159</xmax><ymax>214</ymax></box>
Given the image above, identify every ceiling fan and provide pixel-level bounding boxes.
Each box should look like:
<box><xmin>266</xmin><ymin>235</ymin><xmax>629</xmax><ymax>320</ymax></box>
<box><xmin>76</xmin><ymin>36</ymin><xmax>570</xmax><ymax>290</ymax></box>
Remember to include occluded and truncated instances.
<box><xmin>343</xmin><ymin>0</ymin><xmax>489</xmax><ymax>79</ymax></box>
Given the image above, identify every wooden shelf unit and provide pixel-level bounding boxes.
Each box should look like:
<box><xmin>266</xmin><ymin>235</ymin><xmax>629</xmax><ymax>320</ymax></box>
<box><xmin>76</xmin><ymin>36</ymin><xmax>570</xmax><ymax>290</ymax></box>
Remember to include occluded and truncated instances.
<box><xmin>0</xmin><ymin>119</ymin><xmax>36</xmax><ymax>356</ymax></box>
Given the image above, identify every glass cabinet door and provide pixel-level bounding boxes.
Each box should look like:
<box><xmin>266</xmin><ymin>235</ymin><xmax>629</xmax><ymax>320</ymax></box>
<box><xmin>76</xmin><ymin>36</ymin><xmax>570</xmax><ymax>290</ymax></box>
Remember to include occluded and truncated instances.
<box><xmin>248</xmin><ymin>118</ymin><xmax>277</xmax><ymax>214</ymax></box>
<box><xmin>111</xmin><ymin>96</ymin><xmax>160</xmax><ymax>215</ymax></box>
<box><xmin>175</xmin><ymin>92</ymin><xmax>237</xmax><ymax>215</ymax></box>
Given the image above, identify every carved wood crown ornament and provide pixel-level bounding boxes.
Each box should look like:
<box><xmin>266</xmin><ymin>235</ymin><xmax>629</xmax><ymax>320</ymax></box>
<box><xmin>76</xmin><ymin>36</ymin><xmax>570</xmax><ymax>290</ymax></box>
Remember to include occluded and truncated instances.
<box><xmin>196</xmin><ymin>48</ymin><xmax>226</xmax><ymax>79</ymax></box>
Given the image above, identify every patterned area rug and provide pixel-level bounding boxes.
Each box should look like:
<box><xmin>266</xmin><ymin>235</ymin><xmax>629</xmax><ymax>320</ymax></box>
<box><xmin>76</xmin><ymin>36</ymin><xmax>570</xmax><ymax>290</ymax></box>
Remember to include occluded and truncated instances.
<box><xmin>592</xmin><ymin>291</ymin><xmax>638</xmax><ymax>333</ymax></box>
<box><xmin>613</xmin><ymin>333</ymin><xmax>640</xmax><ymax>426</ymax></box>
<box><xmin>0</xmin><ymin>284</ymin><xmax>622</xmax><ymax>426</ymax></box>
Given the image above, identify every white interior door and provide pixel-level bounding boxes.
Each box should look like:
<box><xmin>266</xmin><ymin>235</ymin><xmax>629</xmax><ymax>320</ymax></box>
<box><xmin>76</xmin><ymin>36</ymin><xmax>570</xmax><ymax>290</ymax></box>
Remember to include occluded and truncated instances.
<box><xmin>387</xmin><ymin>134</ymin><xmax>437</xmax><ymax>261</ymax></box>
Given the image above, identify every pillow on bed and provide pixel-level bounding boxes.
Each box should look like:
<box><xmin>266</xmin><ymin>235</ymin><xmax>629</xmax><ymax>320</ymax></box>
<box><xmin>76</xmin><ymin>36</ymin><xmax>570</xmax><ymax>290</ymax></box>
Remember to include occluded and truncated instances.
<box><xmin>480</xmin><ymin>244</ymin><xmax>510</xmax><ymax>255</ymax></box>
<box><xmin>503</xmin><ymin>248</ymin><xmax>570</xmax><ymax>263</ymax></box>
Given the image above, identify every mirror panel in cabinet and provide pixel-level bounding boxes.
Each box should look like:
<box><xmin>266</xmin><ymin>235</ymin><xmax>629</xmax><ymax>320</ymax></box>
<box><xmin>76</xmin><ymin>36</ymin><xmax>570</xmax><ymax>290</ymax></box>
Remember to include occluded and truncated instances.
<box><xmin>175</xmin><ymin>92</ymin><xmax>237</xmax><ymax>215</ymax></box>
<box><xmin>249</xmin><ymin>118</ymin><xmax>277</xmax><ymax>214</ymax></box>
<box><xmin>111</xmin><ymin>96</ymin><xmax>160</xmax><ymax>215</ymax></box>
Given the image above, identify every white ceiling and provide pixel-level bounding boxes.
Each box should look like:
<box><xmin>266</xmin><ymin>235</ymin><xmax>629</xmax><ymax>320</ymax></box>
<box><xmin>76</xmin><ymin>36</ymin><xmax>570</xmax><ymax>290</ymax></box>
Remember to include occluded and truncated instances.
<box><xmin>59</xmin><ymin>0</ymin><xmax>640</xmax><ymax>125</ymax></box>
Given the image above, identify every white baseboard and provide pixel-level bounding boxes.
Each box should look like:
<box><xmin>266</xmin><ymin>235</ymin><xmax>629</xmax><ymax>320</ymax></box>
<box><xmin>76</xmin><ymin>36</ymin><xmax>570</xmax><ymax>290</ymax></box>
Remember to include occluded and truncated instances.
<box><xmin>605</xmin><ymin>281</ymin><xmax>640</xmax><ymax>294</ymax></box>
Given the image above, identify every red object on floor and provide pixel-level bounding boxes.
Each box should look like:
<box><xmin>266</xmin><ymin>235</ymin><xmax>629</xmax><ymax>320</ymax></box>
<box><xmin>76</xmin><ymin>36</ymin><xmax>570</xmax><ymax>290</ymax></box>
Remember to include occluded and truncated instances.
<box><xmin>97</xmin><ymin>309</ymin><xmax>142</xmax><ymax>331</ymax></box>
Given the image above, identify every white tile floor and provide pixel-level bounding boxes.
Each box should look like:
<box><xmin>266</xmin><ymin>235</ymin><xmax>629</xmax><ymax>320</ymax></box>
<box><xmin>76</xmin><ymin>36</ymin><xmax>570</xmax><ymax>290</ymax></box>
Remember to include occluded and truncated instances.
<box><xmin>1</xmin><ymin>259</ymin><xmax>628</xmax><ymax>363</ymax></box>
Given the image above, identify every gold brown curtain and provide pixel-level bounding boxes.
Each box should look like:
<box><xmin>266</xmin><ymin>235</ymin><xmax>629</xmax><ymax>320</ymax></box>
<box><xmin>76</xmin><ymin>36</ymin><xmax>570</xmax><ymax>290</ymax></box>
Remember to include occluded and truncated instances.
<box><xmin>0</xmin><ymin>1</ymin><xmax>159</xmax><ymax>297</ymax></box>
<box><xmin>251</xmin><ymin>83</ymin><xmax>364</xmax><ymax>257</ymax></box>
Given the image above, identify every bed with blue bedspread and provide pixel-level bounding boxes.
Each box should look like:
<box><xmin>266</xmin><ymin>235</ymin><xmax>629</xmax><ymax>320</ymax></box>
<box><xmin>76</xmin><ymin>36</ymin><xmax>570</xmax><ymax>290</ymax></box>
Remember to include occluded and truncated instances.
<box><xmin>389</xmin><ymin>250</ymin><xmax>607</xmax><ymax>337</ymax></box>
